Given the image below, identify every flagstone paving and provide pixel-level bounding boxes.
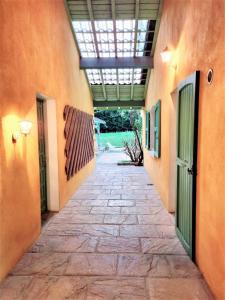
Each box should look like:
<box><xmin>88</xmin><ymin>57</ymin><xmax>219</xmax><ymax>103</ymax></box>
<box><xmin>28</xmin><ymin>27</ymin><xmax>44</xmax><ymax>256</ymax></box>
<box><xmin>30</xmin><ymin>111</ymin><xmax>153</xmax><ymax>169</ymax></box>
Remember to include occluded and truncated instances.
<box><xmin>0</xmin><ymin>152</ymin><xmax>214</xmax><ymax>299</ymax></box>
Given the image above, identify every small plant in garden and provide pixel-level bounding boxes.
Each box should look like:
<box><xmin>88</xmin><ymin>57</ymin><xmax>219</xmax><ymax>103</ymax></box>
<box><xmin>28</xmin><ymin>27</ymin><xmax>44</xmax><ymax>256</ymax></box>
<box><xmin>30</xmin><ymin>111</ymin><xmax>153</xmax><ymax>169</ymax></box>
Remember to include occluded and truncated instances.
<box><xmin>123</xmin><ymin>129</ymin><xmax>143</xmax><ymax>166</ymax></box>
<box><xmin>123</xmin><ymin>137</ymin><xmax>139</xmax><ymax>162</ymax></box>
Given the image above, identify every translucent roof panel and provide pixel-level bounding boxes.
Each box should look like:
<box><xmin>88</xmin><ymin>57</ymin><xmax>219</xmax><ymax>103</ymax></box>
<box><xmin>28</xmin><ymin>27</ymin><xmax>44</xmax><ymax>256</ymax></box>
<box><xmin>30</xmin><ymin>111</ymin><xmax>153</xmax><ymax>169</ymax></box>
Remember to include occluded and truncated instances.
<box><xmin>73</xmin><ymin>19</ymin><xmax>150</xmax><ymax>58</ymax></box>
<box><xmin>86</xmin><ymin>68</ymin><xmax>148</xmax><ymax>85</ymax></box>
<box><xmin>102</xmin><ymin>69</ymin><xmax>117</xmax><ymax>85</ymax></box>
<box><xmin>67</xmin><ymin>0</ymin><xmax>161</xmax><ymax>104</ymax></box>
<box><xmin>86</xmin><ymin>69</ymin><xmax>102</xmax><ymax>85</ymax></box>
<box><xmin>73</xmin><ymin>19</ymin><xmax>154</xmax><ymax>88</ymax></box>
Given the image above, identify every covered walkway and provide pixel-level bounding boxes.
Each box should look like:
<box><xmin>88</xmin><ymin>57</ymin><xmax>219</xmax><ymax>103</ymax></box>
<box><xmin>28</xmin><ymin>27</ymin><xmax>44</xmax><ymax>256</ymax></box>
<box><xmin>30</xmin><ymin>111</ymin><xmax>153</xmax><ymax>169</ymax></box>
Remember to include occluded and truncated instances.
<box><xmin>0</xmin><ymin>152</ymin><xmax>213</xmax><ymax>299</ymax></box>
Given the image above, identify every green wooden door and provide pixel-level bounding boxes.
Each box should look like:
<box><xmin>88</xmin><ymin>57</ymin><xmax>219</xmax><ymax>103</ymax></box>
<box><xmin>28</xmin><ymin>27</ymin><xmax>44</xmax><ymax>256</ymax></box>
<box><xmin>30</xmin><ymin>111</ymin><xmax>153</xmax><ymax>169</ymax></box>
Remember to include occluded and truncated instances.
<box><xmin>37</xmin><ymin>98</ymin><xmax>48</xmax><ymax>213</ymax></box>
<box><xmin>176</xmin><ymin>71</ymin><xmax>200</xmax><ymax>260</ymax></box>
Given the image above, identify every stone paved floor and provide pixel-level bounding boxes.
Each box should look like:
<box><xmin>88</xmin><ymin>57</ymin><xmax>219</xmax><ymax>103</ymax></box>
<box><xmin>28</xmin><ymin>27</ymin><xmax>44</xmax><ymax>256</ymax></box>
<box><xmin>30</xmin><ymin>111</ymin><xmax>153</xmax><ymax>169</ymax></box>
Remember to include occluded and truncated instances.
<box><xmin>0</xmin><ymin>152</ymin><xmax>214</xmax><ymax>299</ymax></box>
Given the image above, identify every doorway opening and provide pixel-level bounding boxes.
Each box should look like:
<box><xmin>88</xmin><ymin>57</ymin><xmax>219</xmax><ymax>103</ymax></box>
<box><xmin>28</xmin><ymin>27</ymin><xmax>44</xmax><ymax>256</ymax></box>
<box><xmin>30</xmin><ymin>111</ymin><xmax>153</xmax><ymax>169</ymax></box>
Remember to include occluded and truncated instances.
<box><xmin>37</xmin><ymin>97</ymin><xmax>48</xmax><ymax>214</ymax></box>
<box><xmin>36</xmin><ymin>94</ymin><xmax>60</xmax><ymax>223</ymax></box>
<box><xmin>94</xmin><ymin>108</ymin><xmax>143</xmax><ymax>166</ymax></box>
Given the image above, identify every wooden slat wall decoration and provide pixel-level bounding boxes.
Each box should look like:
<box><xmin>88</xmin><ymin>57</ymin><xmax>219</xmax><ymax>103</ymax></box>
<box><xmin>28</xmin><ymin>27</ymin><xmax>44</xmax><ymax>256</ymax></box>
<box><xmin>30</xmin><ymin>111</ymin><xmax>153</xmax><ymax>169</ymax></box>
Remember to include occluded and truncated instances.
<box><xmin>63</xmin><ymin>105</ymin><xmax>94</xmax><ymax>180</ymax></box>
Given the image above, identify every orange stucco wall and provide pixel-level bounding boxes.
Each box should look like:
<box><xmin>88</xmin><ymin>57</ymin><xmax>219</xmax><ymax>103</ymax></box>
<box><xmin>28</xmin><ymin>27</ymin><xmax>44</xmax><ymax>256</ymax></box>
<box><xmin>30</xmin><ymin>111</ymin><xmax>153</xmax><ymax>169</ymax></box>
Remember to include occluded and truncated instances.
<box><xmin>0</xmin><ymin>0</ymin><xmax>94</xmax><ymax>281</ymax></box>
<box><xmin>144</xmin><ymin>0</ymin><xmax>225</xmax><ymax>298</ymax></box>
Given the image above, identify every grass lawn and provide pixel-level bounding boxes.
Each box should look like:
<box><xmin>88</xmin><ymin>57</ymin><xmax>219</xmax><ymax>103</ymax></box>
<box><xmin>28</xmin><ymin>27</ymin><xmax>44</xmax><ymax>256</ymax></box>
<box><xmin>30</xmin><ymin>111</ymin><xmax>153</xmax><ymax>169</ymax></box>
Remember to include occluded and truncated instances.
<box><xmin>97</xmin><ymin>131</ymin><xmax>135</xmax><ymax>148</ymax></box>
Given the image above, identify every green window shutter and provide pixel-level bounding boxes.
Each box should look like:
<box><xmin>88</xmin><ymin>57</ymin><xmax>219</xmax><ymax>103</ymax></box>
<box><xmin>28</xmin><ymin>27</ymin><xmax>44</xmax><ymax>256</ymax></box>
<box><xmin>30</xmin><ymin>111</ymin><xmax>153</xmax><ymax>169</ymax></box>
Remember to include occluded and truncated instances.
<box><xmin>154</xmin><ymin>100</ymin><xmax>161</xmax><ymax>158</ymax></box>
<box><xmin>148</xmin><ymin>113</ymin><xmax>151</xmax><ymax>148</ymax></box>
<box><xmin>145</xmin><ymin>111</ymin><xmax>150</xmax><ymax>149</ymax></box>
<box><xmin>150</xmin><ymin>106</ymin><xmax>155</xmax><ymax>151</ymax></box>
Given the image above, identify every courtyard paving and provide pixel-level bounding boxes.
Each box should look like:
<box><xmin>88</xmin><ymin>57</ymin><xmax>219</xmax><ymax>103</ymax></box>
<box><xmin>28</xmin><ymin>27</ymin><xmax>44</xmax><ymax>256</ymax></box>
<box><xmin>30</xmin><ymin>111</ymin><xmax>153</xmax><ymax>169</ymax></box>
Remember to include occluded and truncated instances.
<box><xmin>0</xmin><ymin>152</ymin><xmax>214</xmax><ymax>299</ymax></box>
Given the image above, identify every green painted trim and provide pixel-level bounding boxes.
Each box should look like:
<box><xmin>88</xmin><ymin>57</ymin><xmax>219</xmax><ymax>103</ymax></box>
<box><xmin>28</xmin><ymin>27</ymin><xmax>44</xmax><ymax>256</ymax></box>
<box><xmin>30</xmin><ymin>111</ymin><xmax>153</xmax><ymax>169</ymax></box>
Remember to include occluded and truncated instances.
<box><xmin>154</xmin><ymin>99</ymin><xmax>161</xmax><ymax>158</ymax></box>
<box><xmin>145</xmin><ymin>111</ymin><xmax>150</xmax><ymax>149</ymax></box>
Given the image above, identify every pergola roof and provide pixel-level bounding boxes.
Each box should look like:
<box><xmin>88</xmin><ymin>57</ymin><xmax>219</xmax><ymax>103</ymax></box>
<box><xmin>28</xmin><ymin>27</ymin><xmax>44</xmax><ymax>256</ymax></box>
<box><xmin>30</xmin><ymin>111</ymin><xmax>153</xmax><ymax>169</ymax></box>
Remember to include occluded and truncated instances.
<box><xmin>67</xmin><ymin>0</ymin><xmax>160</xmax><ymax>20</ymax></box>
<box><xmin>65</xmin><ymin>0</ymin><xmax>162</xmax><ymax>108</ymax></box>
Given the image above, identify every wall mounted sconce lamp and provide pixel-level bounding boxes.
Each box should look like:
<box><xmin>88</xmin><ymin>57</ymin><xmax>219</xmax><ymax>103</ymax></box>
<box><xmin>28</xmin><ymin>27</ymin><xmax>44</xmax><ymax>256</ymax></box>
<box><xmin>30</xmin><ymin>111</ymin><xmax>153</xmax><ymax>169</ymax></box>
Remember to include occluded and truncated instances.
<box><xmin>160</xmin><ymin>46</ymin><xmax>177</xmax><ymax>69</ymax></box>
<box><xmin>160</xmin><ymin>46</ymin><xmax>172</xmax><ymax>63</ymax></box>
<box><xmin>19</xmin><ymin>120</ymin><xmax>33</xmax><ymax>135</ymax></box>
<box><xmin>12</xmin><ymin>120</ymin><xmax>33</xmax><ymax>143</ymax></box>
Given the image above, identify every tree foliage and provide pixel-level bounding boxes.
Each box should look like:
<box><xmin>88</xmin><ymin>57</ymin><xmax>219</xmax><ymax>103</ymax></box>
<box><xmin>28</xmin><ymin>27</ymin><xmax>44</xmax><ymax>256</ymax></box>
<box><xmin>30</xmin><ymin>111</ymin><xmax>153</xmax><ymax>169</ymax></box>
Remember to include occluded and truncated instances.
<box><xmin>95</xmin><ymin>109</ymin><xmax>142</xmax><ymax>133</ymax></box>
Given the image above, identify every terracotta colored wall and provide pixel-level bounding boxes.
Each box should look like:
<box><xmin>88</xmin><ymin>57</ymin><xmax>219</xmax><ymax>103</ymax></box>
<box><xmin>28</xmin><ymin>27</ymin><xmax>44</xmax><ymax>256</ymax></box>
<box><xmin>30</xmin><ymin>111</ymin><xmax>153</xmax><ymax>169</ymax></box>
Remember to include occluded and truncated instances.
<box><xmin>144</xmin><ymin>0</ymin><xmax>225</xmax><ymax>298</ymax></box>
<box><xmin>0</xmin><ymin>0</ymin><xmax>95</xmax><ymax>281</ymax></box>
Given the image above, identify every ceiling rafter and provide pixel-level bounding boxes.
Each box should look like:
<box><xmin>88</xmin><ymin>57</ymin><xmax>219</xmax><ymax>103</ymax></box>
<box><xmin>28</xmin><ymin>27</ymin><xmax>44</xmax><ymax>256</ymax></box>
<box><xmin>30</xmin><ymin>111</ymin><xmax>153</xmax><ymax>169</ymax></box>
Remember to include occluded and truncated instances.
<box><xmin>99</xmin><ymin>70</ymin><xmax>107</xmax><ymax>99</ymax></box>
<box><xmin>86</xmin><ymin>0</ymin><xmax>107</xmax><ymax>101</ymax></box>
<box><xmin>86</xmin><ymin>0</ymin><xmax>99</xmax><ymax>56</ymax></box>
<box><xmin>116</xmin><ymin>69</ymin><xmax>119</xmax><ymax>100</ymax></box>
<box><xmin>111</xmin><ymin>0</ymin><xmax>119</xmax><ymax>101</ymax></box>
<box><xmin>64</xmin><ymin>0</ymin><xmax>94</xmax><ymax>99</ymax></box>
<box><xmin>131</xmin><ymin>0</ymin><xmax>140</xmax><ymax>101</ymax></box>
<box><xmin>133</xmin><ymin>0</ymin><xmax>140</xmax><ymax>56</ymax></box>
<box><xmin>144</xmin><ymin>69</ymin><xmax>151</xmax><ymax>98</ymax></box>
<box><xmin>151</xmin><ymin>0</ymin><xmax>163</xmax><ymax>56</ymax></box>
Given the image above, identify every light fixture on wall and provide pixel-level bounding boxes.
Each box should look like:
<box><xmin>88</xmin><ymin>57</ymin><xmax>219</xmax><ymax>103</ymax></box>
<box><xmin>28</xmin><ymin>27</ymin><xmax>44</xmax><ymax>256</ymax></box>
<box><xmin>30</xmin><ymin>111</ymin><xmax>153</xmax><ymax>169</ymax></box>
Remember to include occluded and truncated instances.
<box><xmin>19</xmin><ymin>120</ymin><xmax>33</xmax><ymax>135</ymax></box>
<box><xmin>160</xmin><ymin>46</ymin><xmax>172</xmax><ymax>63</ymax></box>
<box><xmin>160</xmin><ymin>46</ymin><xmax>177</xmax><ymax>69</ymax></box>
<box><xmin>12</xmin><ymin>120</ymin><xmax>32</xmax><ymax>143</ymax></box>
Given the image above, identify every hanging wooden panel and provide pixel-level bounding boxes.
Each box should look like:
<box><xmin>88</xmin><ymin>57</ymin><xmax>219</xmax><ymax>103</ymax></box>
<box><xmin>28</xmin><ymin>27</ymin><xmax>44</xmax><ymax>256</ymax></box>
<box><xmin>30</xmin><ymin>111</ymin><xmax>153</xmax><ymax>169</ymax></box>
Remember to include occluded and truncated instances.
<box><xmin>63</xmin><ymin>105</ymin><xmax>94</xmax><ymax>180</ymax></box>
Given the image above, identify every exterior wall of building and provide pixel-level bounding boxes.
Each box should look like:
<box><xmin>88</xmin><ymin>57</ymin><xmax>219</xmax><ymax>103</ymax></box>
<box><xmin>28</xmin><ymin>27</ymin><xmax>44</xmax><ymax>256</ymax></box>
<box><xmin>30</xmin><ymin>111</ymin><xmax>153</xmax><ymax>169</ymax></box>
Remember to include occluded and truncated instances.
<box><xmin>0</xmin><ymin>0</ymin><xmax>95</xmax><ymax>281</ymax></box>
<box><xmin>144</xmin><ymin>0</ymin><xmax>225</xmax><ymax>298</ymax></box>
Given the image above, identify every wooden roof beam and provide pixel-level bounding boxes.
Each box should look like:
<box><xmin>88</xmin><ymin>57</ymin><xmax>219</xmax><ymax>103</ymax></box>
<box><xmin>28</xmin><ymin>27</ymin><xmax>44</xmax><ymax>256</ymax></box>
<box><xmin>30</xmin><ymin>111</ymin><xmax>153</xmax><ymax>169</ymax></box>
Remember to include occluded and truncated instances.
<box><xmin>93</xmin><ymin>100</ymin><xmax>145</xmax><ymax>108</ymax></box>
<box><xmin>80</xmin><ymin>57</ymin><xmax>153</xmax><ymax>69</ymax></box>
